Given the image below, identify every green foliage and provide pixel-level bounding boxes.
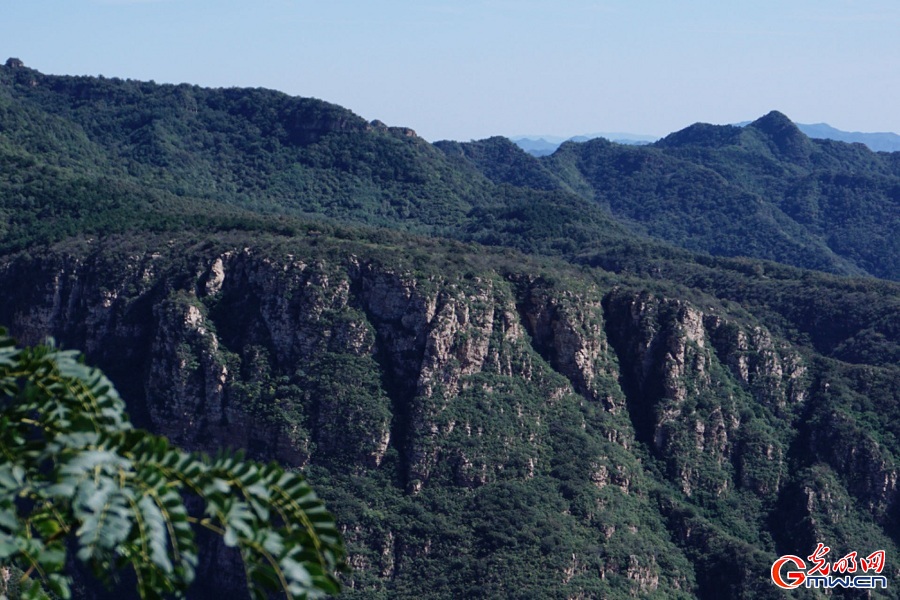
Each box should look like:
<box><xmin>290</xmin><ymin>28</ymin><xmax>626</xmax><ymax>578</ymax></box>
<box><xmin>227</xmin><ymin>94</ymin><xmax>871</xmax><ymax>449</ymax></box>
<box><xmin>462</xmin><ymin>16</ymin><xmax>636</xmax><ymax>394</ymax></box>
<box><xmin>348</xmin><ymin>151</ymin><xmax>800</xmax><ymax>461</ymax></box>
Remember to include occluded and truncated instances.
<box><xmin>452</xmin><ymin>113</ymin><xmax>900</xmax><ymax>280</ymax></box>
<box><xmin>0</xmin><ymin>329</ymin><xmax>344</xmax><ymax>599</ymax></box>
<box><xmin>7</xmin><ymin>62</ymin><xmax>898</xmax><ymax>283</ymax></box>
<box><xmin>1</xmin><ymin>225</ymin><xmax>900</xmax><ymax>598</ymax></box>
<box><xmin>3</xmin><ymin>62</ymin><xmax>900</xmax><ymax>599</ymax></box>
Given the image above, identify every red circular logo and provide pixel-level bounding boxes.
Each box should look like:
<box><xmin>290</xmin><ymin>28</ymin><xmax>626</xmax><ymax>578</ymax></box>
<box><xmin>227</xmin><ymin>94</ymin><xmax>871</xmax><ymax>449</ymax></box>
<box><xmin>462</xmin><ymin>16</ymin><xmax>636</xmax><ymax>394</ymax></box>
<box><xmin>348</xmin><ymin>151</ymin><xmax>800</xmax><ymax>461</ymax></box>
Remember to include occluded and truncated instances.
<box><xmin>771</xmin><ymin>555</ymin><xmax>807</xmax><ymax>590</ymax></box>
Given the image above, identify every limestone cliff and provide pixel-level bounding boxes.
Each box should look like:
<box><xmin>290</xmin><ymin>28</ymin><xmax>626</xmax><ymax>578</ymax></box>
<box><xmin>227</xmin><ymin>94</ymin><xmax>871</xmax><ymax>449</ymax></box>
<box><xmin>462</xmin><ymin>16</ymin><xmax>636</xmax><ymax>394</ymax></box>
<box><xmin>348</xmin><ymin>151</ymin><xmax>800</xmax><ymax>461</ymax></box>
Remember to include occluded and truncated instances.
<box><xmin>1</xmin><ymin>233</ymin><xmax>897</xmax><ymax>598</ymax></box>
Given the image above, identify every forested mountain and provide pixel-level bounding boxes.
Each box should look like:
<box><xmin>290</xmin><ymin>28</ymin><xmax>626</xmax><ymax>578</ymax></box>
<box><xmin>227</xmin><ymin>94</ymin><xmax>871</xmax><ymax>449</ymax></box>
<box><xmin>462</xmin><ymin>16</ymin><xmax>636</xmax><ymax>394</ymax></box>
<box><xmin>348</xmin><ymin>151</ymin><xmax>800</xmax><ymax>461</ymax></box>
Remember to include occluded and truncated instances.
<box><xmin>512</xmin><ymin>123</ymin><xmax>900</xmax><ymax>156</ymax></box>
<box><xmin>2</xmin><ymin>60</ymin><xmax>900</xmax><ymax>599</ymax></box>
<box><xmin>442</xmin><ymin>112</ymin><xmax>900</xmax><ymax>281</ymax></box>
<box><xmin>3</xmin><ymin>60</ymin><xmax>898</xmax><ymax>280</ymax></box>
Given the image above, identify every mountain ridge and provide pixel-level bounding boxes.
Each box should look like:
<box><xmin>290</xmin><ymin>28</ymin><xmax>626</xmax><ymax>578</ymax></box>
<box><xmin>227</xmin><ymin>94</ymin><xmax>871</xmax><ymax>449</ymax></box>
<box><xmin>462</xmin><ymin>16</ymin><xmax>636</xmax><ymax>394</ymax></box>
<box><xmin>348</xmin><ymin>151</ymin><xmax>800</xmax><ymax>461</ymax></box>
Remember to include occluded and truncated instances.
<box><xmin>513</xmin><ymin>117</ymin><xmax>900</xmax><ymax>155</ymax></box>
<box><xmin>3</xmin><ymin>60</ymin><xmax>898</xmax><ymax>278</ymax></box>
<box><xmin>447</xmin><ymin>112</ymin><xmax>900</xmax><ymax>281</ymax></box>
<box><xmin>2</xmin><ymin>227</ymin><xmax>899</xmax><ymax>599</ymax></box>
<box><xmin>2</xmin><ymin>61</ymin><xmax>900</xmax><ymax>599</ymax></box>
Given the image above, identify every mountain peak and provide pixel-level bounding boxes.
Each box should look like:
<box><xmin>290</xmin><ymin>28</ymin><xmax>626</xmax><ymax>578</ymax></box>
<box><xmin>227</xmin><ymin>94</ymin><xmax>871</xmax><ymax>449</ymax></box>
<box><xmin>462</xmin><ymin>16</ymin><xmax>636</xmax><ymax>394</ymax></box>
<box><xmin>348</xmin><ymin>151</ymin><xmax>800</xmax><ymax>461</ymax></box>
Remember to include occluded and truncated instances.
<box><xmin>749</xmin><ymin>110</ymin><xmax>798</xmax><ymax>135</ymax></box>
<box><xmin>746</xmin><ymin>110</ymin><xmax>811</xmax><ymax>161</ymax></box>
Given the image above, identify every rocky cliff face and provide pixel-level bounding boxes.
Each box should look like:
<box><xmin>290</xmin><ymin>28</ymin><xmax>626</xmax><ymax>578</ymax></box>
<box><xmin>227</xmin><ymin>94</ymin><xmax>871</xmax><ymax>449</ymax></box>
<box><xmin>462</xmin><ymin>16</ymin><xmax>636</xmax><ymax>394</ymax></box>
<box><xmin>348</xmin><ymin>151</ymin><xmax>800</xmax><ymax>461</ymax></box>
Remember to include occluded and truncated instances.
<box><xmin>603</xmin><ymin>289</ymin><xmax>807</xmax><ymax>499</ymax></box>
<box><xmin>1</xmin><ymin>234</ymin><xmax>898</xmax><ymax>598</ymax></box>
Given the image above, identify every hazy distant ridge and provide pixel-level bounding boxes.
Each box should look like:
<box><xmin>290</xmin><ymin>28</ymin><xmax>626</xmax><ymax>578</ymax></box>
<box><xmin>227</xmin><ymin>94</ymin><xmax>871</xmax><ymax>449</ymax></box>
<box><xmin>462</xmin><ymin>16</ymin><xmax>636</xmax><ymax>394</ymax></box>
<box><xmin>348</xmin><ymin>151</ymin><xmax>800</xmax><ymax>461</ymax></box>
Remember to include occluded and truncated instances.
<box><xmin>513</xmin><ymin>121</ymin><xmax>900</xmax><ymax>155</ymax></box>
<box><xmin>511</xmin><ymin>132</ymin><xmax>658</xmax><ymax>156</ymax></box>
<box><xmin>795</xmin><ymin>123</ymin><xmax>900</xmax><ymax>152</ymax></box>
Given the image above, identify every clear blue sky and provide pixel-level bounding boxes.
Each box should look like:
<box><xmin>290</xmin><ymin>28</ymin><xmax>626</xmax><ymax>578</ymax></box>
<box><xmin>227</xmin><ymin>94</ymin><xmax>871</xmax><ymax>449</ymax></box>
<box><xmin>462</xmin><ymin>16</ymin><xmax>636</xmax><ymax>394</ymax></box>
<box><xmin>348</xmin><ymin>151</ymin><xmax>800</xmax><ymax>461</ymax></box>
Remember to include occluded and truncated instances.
<box><xmin>2</xmin><ymin>0</ymin><xmax>898</xmax><ymax>141</ymax></box>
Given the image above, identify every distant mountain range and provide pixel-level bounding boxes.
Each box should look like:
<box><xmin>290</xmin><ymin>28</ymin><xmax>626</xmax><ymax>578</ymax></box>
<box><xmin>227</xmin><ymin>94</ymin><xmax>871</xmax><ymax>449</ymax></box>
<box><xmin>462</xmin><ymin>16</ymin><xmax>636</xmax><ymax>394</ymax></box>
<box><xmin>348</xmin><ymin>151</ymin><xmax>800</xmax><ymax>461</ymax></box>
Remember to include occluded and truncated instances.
<box><xmin>511</xmin><ymin>132</ymin><xmax>658</xmax><ymax>156</ymax></box>
<box><xmin>513</xmin><ymin>121</ymin><xmax>900</xmax><ymax>155</ymax></box>
<box><xmin>795</xmin><ymin>122</ymin><xmax>900</xmax><ymax>152</ymax></box>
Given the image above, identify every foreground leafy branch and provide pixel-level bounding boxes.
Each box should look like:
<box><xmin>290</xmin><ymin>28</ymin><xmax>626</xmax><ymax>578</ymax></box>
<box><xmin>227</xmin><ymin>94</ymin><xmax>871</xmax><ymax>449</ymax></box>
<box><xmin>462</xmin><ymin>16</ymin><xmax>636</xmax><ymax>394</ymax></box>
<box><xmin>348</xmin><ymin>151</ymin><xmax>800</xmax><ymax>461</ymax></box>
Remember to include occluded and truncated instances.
<box><xmin>0</xmin><ymin>328</ymin><xmax>345</xmax><ymax>599</ymax></box>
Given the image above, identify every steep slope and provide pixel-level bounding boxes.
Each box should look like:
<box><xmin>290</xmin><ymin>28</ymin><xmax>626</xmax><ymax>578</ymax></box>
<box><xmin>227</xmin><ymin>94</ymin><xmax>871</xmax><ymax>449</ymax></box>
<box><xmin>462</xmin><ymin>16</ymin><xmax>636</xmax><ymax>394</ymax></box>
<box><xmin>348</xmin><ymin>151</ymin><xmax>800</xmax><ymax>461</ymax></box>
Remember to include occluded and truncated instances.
<box><xmin>1</xmin><ymin>60</ymin><xmax>646</xmax><ymax>264</ymax></box>
<box><xmin>3</xmin><ymin>62</ymin><xmax>900</xmax><ymax>599</ymax></box>
<box><xmin>549</xmin><ymin>135</ymin><xmax>865</xmax><ymax>276</ymax></box>
<box><xmin>5</xmin><ymin>61</ymin><xmax>900</xmax><ymax>282</ymax></box>
<box><xmin>443</xmin><ymin>112</ymin><xmax>900</xmax><ymax>280</ymax></box>
<box><xmin>0</xmin><ymin>59</ymin><xmax>469</xmax><ymax>235</ymax></box>
<box><xmin>1</xmin><ymin>229</ymin><xmax>899</xmax><ymax>599</ymax></box>
<box><xmin>654</xmin><ymin>113</ymin><xmax>900</xmax><ymax>280</ymax></box>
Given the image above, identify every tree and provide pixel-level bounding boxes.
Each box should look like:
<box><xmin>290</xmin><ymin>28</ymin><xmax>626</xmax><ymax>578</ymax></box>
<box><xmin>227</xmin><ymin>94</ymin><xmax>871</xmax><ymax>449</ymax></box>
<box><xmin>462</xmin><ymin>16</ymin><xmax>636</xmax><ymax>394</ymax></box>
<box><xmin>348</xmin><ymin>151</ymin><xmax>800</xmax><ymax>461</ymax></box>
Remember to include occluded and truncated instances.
<box><xmin>0</xmin><ymin>328</ymin><xmax>345</xmax><ymax>600</ymax></box>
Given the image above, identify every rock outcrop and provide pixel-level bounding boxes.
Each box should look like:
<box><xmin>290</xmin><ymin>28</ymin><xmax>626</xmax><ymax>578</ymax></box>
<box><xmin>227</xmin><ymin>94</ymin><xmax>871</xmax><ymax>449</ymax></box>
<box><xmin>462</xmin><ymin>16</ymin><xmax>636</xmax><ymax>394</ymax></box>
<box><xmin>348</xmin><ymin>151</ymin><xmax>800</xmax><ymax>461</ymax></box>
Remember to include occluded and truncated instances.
<box><xmin>1</xmin><ymin>235</ymin><xmax>897</xmax><ymax>598</ymax></box>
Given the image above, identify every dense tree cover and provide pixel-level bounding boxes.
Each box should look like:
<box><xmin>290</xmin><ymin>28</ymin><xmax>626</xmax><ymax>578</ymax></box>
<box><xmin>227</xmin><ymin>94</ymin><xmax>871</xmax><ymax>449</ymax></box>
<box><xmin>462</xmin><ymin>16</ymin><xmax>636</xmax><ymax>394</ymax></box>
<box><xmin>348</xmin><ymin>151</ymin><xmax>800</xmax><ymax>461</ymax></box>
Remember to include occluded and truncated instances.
<box><xmin>574</xmin><ymin>244</ymin><xmax>900</xmax><ymax>369</ymax></box>
<box><xmin>0</xmin><ymin>328</ymin><xmax>345</xmax><ymax>599</ymax></box>
<box><xmin>434</xmin><ymin>137</ymin><xmax>562</xmax><ymax>192</ymax></box>
<box><xmin>447</xmin><ymin>112</ymin><xmax>900</xmax><ymax>280</ymax></box>
<box><xmin>6</xmin><ymin>62</ymin><xmax>898</xmax><ymax>282</ymax></box>
<box><xmin>2</xmin><ymin>61</ymin><xmax>900</xmax><ymax>598</ymax></box>
<box><xmin>0</xmin><ymin>65</ymin><xmax>525</xmax><ymax>257</ymax></box>
<box><xmin>2</xmin><ymin>230</ymin><xmax>899</xmax><ymax>598</ymax></box>
<box><xmin>0</xmin><ymin>62</ymin><xmax>495</xmax><ymax>247</ymax></box>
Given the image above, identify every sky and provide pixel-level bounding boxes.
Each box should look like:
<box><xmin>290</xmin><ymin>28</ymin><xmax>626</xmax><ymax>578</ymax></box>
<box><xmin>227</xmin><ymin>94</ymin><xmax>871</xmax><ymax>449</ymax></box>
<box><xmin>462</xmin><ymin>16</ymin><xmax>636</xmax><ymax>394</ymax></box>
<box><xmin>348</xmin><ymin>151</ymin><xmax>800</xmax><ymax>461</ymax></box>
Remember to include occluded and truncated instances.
<box><xmin>2</xmin><ymin>0</ymin><xmax>898</xmax><ymax>141</ymax></box>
